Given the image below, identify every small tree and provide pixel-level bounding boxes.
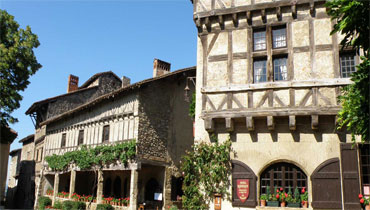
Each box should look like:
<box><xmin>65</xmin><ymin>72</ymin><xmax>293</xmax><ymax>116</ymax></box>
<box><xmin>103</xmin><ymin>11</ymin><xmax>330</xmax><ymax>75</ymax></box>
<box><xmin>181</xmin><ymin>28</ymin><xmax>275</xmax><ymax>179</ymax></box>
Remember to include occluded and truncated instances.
<box><xmin>0</xmin><ymin>9</ymin><xmax>42</xmax><ymax>142</ymax></box>
<box><xmin>326</xmin><ymin>0</ymin><xmax>369</xmax><ymax>143</ymax></box>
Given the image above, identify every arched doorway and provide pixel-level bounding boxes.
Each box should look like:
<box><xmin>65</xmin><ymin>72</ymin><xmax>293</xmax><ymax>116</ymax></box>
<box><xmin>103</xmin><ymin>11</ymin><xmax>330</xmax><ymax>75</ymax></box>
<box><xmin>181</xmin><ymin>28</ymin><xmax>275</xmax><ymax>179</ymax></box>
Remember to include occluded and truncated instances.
<box><xmin>145</xmin><ymin>178</ymin><xmax>161</xmax><ymax>201</ymax></box>
<box><xmin>103</xmin><ymin>178</ymin><xmax>112</xmax><ymax>197</ymax></box>
<box><xmin>260</xmin><ymin>162</ymin><xmax>307</xmax><ymax>194</ymax></box>
<box><xmin>113</xmin><ymin>177</ymin><xmax>121</xmax><ymax>198</ymax></box>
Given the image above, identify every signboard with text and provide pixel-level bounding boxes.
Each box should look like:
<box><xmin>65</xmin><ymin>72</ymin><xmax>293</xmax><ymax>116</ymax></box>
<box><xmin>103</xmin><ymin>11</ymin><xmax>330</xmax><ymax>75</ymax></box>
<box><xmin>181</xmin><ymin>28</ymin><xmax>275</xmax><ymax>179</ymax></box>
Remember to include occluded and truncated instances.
<box><xmin>237</xmin><ymin>179</ymin><xmax>249</xmax><ymax>203</ymax></box>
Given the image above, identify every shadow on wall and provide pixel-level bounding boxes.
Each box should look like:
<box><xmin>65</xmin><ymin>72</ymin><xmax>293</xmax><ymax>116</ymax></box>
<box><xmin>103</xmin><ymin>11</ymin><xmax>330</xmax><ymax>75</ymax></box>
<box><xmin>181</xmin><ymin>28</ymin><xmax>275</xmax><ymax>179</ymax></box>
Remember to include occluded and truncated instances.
<box><xmin>213</xmin><ymin>115</ymin><xmax>348</xmax><ymax>143</ymax></box>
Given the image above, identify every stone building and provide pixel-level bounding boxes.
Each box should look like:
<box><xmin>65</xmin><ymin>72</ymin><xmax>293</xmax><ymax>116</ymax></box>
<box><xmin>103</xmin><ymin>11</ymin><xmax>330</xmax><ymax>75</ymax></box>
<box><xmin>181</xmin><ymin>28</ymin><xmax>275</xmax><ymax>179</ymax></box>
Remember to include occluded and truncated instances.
<box><xmin>191</xmin><ymin>0</ymin><xmax>368</xmax><ymax>209</ymax></box>
<box><xmin>29</xmin><ymin>60</ymin><xmax>195</xmax><ymax>210</ymax></box>
<box><xmin>6</xmin><ymin>148</ymin><xmax>21</xmax><ymax>209</ymax></box>
<box><xmin>5</xmin><ymin>134</ymin><xmax>36</xmax><ymax>209</ymax></box>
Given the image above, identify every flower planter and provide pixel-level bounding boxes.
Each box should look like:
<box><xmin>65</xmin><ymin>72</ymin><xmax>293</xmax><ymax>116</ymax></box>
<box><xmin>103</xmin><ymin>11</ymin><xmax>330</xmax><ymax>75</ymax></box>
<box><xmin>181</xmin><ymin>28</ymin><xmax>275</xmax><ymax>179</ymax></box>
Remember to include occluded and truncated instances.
<box><xmin>267</xmin><ymin>201</ymin><xmax>279</xmax><ymax>207</ymax></box>
<box><xmin>260</xmin><ymin>200</ymin><xmax>266</xmax><ymax>207</ymax></box>
<box><xmin>287</xmin><ymin>202</ymin><xmax>301</xmax><ymax>207</ymax></box>
<box><xmin>302</xmin><ymin>201</ymin><xmax>308</xmax><ymax>208</ymax></box>
<box><xmin>281</xmin><ymin>201</ymin><xmax>286</xmax><ymax>207</ymax></box>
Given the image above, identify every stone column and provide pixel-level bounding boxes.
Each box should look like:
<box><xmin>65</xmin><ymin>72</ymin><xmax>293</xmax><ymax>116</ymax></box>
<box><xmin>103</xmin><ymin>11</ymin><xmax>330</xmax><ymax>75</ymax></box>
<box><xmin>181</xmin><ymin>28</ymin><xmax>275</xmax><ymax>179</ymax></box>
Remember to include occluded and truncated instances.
<box><xmin>69</xmin><ymin>170</ymin><xmax>76</xmax><ymax>199</ymax></box>
<box><xmin>96</xmin><ymin>170</ymin><xmax>104</xmax><ymax>204</ymax></box>
<box><xmin>163</xmin><ymin>167</ymin><xmax>171</xmax><ymax>209</ymax></box>
<box><xmin>129</xmin><ymin>169</ymin><xmax>138</xmax><ymax>210</ymax></box>
<box><xmin>52</xmin><ymin>173</ymin><xmax>59</xmax><ymax>206</ymax></box>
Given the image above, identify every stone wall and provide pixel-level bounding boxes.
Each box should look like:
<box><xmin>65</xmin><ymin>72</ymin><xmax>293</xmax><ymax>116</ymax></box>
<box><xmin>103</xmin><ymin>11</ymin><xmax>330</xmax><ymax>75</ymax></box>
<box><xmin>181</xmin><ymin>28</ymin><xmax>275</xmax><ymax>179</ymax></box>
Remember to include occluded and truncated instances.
<box><xmin>0</xmin><ymin>143</ymin><xmax>10</xmax><ymax>205</ymax></box>
<box><xmin>46</xmin><ymin>74</ymin><xmax>122</xmax><ymax>120</ymax></box>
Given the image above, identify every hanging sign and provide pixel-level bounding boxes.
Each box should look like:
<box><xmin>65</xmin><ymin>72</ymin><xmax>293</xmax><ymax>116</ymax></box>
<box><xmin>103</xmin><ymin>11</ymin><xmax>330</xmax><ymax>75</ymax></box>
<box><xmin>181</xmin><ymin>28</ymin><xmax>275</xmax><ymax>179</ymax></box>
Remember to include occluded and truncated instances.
<box><xmin>214</xmin><ymin>194</ymin><xmax>221</xmax><ymax>210</ymax></box>
<box><xmin>237</xmin><ymin>179</ymin><xmax>249</xmax><ymax>203</ymax></box>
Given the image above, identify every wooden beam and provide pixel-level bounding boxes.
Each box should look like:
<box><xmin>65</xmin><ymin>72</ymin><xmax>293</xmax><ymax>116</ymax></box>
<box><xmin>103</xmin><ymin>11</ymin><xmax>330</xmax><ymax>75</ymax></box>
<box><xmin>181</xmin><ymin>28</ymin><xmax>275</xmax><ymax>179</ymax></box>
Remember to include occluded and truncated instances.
<box><xmin>225</xmin><ymin>118</ymin><xmax>234</xmax><ymax>132</ymax></box>
<box><xmin>310</xmin><ymin>1</ymin><xmax>315</xmax><ymax>17</ymax></box>
<box><xmin>205</xmin><ymin>17</ymin><xmax>211</xmax><ymax>32</ymax></box>
<box><xmin>204</xmin><ymin>118</ymin><xmax>215</xmax><ymax>132</ymax></box>
<box><xmin>276</xmin><ymin>7</ymin><xmax>282</xmax><ymax>20</ymax></box>
<box><xmin>289</xmin><ymin>115</ymin><xmax>296</xmax><ymax>130</ymax></box>
<box><xmin>291</xmin><ymin>4</ymin><xmax>297</xmax><ymax>19</ymax></box>
<box><xmin>246</xmin><ymin>116</ymin><xmax>254</xmax><ymax>131</ymax></box>
<box><xmin>218</xmin><ymin>15</ymin><xmax>224</xmax><ymax>29</ymax></box>
<box><xmin>261</xmin><ymin>9</ymin><xmax>266</xmax><ymax>23</ymax></box>
<box><xmin>311</xmin><ymin>115</ymin><xmax>319</xmax><ymax>130</ymax></box>
<box><xmin>267</xmin><ymin>116</ymin><xmax>275</xmax><ymax>130</ymax></box>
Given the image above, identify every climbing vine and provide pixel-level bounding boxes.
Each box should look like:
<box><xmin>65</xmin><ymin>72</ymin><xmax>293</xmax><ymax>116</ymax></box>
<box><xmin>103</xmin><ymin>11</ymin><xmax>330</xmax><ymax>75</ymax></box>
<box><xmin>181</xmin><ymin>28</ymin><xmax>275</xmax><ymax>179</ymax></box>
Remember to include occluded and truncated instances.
<box><xmin>181</xmin><ymin>136</ymin><xmax>233</xmax><ymax>210</ymax></box>
<box><xmin>45</xmin><ymin>140</ymin><xmax>136</xmax><ymax>171</ymax></box>
<box><xmin>189</xmin><ymin>93</ymin><xmax>196</xmax><ymax>119</ymax></box>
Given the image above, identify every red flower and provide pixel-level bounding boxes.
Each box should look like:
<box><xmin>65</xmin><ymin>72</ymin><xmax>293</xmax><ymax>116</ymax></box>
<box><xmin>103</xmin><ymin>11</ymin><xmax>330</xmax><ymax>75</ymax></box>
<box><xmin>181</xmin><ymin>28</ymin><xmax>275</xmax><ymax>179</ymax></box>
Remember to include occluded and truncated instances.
<box><xmin>359</xmin><ymin>194</ymin><xmax>363</xmax><ymax>199</ymax></box>
<box><xmin>301</xmin><ymin>187</ymin><xmax>306</xmax><ymax>193</ymax></box>
<box><xmin>285</xmin><ymin>193</ymin><xmax>288</xmax><ymax>198</ymax></box>
<box><xmin>276</xmin><ymin>194</ymin><xmax>280</xmax><ymax>199</ymax></box>
<box><xmin>280</xmin><ymin>187</ymin><xmax>283</xmax><ymax>191</ymax></box>
<box><xmin>360</xmin><ymin>198</ymin><xmax>364</xmax><ymax>204</ymax></box>
<box><xmin>276</xmin><ymin>189</ymin><xmax>279</xmax><ymax>193</ymax></box>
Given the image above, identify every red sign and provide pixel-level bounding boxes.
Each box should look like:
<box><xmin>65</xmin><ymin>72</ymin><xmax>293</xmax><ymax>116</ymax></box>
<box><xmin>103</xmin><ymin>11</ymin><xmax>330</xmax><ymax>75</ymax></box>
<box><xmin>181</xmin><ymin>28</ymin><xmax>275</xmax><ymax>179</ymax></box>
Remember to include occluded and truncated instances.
<box><xmin>237</xmin><ymin>179</ymin><xmax>249</xmax><ymax>203</ymax></box>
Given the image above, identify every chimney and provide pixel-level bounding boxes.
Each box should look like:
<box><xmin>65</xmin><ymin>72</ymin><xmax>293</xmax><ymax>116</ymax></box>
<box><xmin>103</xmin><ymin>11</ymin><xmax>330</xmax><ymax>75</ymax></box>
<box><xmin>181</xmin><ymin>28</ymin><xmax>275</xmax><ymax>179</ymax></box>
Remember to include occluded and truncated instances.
<box><xmin>67</xmin><ymin>74</ymin><xmax>79</xmax><ymax>93</ymax></box>
<box><xmin>153</xmin><ymin>58</ymin><xmax>171</xmax><ymax>77</ymax></box>
<box><xmin>121</xmin><ymin>76</ymin><xmax>131</xmax><ymax>88</ymax></box>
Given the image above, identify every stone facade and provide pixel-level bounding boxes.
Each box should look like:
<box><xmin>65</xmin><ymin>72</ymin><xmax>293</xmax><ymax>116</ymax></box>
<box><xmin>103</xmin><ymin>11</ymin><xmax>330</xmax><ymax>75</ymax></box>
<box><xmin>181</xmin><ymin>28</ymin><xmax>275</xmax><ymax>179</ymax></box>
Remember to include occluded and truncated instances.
<box><xmin>191</xmin><ymin>0</ymin><xmax>365</xmax><ymax>209</ymax></box>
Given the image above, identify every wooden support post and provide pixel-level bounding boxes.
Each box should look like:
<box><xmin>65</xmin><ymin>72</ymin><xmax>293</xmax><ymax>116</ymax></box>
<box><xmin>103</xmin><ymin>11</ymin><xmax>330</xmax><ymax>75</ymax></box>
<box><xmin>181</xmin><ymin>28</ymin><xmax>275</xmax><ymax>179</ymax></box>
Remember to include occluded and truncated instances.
<box><xmin>225</xmin><ymin>118</ymin><xmax>234</xmax><ymax>132</ymax></box>
<box><xmin>246</xmin><ymin>117</ymin><xmax>254</xmax><ymax>131</ymax></box>
<box><xmin>261</xmin><ymin>9</ymin><xmax>266</xmax><ymax>23</ymax></box>
<box><xmin>289</xmin><ymin>115</ymin><xmax>296</xmax><ymax>131</ymax></box>
<box><xmin>232</xmin><ymin>13</ymin><xmax>238</xmax><ymax>27</ymax></box>
<box><xmin>291</xmin><ymin>5</ymin><xmax>297</xmax><ymax>19</ymax></box>
<box><xmin>205</xmin><ymin>118</ymin><xmax>215</xmax><ymax>132</ymax></box>
<box><xmin>312</xmin><ymin>115</ymin><xmax>319</xmax><ymax>130</ymax></box>
<box><xmin>69</xmin><ymin>170</ymin><xmax>76</xmax><ymax>199</ymax></box>
<box><xmin>97</xmin><ymin>170</ymin><xmax>104</xmax><ymax>204</ymax></box>
<box><xmin>218</xmin><ymin>15</ymin><xmax>224</xmax><ymax>29</ymax></box>
<box><xmin>129</xmin><ymin>169</ymin><xmax>138</xmax><ymax>210</ymax></box>
<box><xmin>276</xmin><ymin>7</ymin><xmax>282</xmax><ymax>20</ymax></box>
<box><xmin>267</xmin><ymin>116</ymin><xmax>275</xmax><ymax>130</ymax></box>
<box><xmin>310</xmin><ymin>1</ymin><xmax>315</xmax><ymax>17</ymax></box>
<box><xmin>52</xmin><ymin>173</ymin><xmax>59</xmax><ymax>206</ymax></box>
<box><xmin>246</xmin><ymin>11</ymin><xmax>252</xmax><ymax>25</ymax></box>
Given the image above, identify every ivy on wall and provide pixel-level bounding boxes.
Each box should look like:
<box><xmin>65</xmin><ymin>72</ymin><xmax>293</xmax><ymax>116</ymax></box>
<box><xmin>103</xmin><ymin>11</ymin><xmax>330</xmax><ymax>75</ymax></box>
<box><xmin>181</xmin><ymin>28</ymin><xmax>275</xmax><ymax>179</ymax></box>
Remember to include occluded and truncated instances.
<box><xmin>45</xmin><ymin>140</ymin><xmax>136</xmax><ymax>171</ymax></box>
<box><xmin>181</xmin><ymin>136</ymin><xmax>233</xmax><ymax>210</ymax></box>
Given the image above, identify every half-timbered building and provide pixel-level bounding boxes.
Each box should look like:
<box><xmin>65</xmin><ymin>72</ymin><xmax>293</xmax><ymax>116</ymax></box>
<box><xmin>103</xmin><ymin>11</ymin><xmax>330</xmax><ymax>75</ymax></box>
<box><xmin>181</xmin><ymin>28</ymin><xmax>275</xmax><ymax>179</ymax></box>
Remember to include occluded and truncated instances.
<box><xmin>191</xmin><ymin>0</ymin><xmax>368</xmax><ymax>209</ymax></box>
<box><xmin>30</xmin><ymin>60</ymin><xmax>195</xmax><ymax>210</ymax></box>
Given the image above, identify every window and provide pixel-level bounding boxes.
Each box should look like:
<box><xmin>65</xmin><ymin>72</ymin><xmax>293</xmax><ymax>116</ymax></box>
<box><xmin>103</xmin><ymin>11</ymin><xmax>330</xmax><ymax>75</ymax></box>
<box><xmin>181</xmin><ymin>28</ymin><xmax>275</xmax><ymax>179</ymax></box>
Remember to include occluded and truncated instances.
<box><xmin>254</xmin><ymin>60</ymin><xmax>267</xmax><ymax>83</ymax></box>
<box><xmin>273</xmin><ymin>57</ymin><xmax>288</xmax><ymax>81</ymax></box>
<box><xmin>272</xmin><ymin>27</ymin><xmax>287</xmax><ymax>48</ymax></box>
<box><xmin>78</xmin><ymin>130</ymin><xmax>84</xmax><ymax>145</ymax></box>
<box><xmin>39</xmin><ymin>148</ymin><xmax>43</xmax><ymax>161</ymax></box>
<box><xmin>253</xmin><ymin>30</ymin><xmax>266</xmax><ymax>51</ymax></box>
<box><xmin>260</xmin><ymin>162</ymin><xmax>307</xmax><ymax>194</ymax></box>
<box><xmin>340</xmin><ymin>53</ymin><xmax>356</xmax><ymax>78</ymax></box>
<box><xmin>61</xmin><ymin>133</ymin><xmax>66</xmax><ymax>148</ymax></box>
<box><xmin>102</xmin><ymin>125</ymin><xmax>110</xmax><ymax>142</ymax></box>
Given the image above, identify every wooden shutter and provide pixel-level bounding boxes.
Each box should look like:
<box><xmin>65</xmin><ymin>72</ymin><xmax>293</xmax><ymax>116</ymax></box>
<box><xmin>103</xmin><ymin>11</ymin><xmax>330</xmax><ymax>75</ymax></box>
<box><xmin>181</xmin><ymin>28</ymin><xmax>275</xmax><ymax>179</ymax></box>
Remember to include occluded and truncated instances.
<box><xmin>340</xmin><ymin>143</ymin><xmax>361</xmax><ymax>209</ymax></box>
<box><xmin>311</xmin><ymin>158</ymin><xmax>342</xmax><ymax>209</ymax></box>
<box><xmin>232</xmin><ymin>160</ymin><xmax>257</xmax><ymax>207</ymax></box>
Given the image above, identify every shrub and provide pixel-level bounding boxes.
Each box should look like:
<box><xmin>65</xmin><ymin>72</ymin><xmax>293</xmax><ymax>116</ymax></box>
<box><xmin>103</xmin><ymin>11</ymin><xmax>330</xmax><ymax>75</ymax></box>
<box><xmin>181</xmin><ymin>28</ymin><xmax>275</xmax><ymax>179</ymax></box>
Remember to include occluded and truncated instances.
<box><xmin>38</xmin><ymin>196</ymin><xmax>52</xmax><ymax>210</ymax></box>
<box><xmin>62</xmin><ymin>200</ymin><xmax>74</xmax><ymax>210</ymax></box>
<box><xmin>73</xmin><ymin>201</ymin><xmax>86</xmax><ymax>210</ymax></box>
<box><xmin>54</xmin><ymin>200</ymin><xmax>63</xmax><ymax>209</ymax></box>
<box><xmin>169</xmin><ymin>205</ymin><xmax>179</xmax><ymax>210</ymax></box>
<box><xmin>96</xmin><ymin>204</ymin><xmax>114</xmax><ymax>210</ymax></box>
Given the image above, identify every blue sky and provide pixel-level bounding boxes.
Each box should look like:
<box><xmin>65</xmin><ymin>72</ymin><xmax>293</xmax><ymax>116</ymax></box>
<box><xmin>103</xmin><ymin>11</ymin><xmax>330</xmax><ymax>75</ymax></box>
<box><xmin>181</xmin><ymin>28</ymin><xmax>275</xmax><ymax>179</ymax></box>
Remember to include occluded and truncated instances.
<box><xmin>1</xmin><ymin>0</ymin><xmax>197</xmax><ymax>153</ymax></box>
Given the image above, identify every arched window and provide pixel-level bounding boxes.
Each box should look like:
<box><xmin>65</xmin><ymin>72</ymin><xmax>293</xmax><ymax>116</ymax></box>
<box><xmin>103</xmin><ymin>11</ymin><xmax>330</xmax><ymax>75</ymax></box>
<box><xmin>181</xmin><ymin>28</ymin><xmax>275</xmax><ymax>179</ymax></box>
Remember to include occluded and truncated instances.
<box><xmin>260</xmin><ymin>162</ymin><xmax>307</xmax><ymax>194</ymax></box>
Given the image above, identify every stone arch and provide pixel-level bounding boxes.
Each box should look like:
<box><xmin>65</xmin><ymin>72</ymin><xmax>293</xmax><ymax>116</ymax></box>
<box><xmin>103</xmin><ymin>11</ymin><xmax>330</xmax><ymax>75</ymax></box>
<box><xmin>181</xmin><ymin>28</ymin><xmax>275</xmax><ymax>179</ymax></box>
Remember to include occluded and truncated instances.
<box><xmin>257</xmin><ymin>158</ymin><xmax>309</xmax><ymax>177</ymax></box>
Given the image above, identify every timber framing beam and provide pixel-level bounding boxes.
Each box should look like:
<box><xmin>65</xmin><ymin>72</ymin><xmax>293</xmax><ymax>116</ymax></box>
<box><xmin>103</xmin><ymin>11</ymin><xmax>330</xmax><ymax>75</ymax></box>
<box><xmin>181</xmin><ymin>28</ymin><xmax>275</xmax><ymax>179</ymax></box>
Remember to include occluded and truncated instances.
<box><xmin>246</xmin><ymin>116</ymin><xmax>254</xmax><ymax>131</ymax></box>
<box><xmin>205</xmin><ymin>118</ymin><xmax>215</xmax><ymax>132</ymax></box>
<box><xmin>225</xmin><ymin>118</ymin><xmax>234</xmax><ymax>132</ymax></box>
<box><xmin>289</xmin><ymin>115</ymin><xmax>296</xmax><ymax>131</ymax></box>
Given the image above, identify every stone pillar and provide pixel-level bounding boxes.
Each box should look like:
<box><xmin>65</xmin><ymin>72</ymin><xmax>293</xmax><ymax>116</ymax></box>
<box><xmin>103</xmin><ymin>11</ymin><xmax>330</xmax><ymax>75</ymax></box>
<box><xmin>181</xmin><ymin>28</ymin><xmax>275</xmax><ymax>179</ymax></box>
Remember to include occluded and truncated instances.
<box><xmin>163</xmin><ymin>167</ymin><xmax>171</xmax><ymax>209</ymax></box>
<box><xmin>69</xmin><ymin>170</ymin><xmax>76</xmax><ymax>199</ymax></box>
<box><xmin>96</xmin><ymin>170</ymin><xmax>104</xmax><ymax>204</ymax></box>
<box><xmin>129</xmin><ymin>169</ymin><xmax>138</xmax><ymax>210</ymax></box>
<box><xmin>52</xmin><ymin>173</ymin><xmax>59</xmax><ymax>206</ymax></box>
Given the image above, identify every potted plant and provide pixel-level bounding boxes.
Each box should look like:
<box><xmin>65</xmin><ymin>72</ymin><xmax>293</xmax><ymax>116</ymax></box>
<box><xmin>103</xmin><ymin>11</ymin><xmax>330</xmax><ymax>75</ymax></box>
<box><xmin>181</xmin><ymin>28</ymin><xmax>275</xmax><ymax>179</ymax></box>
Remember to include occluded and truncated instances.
<box><xmin>260</xmin><ymin>194</ymin><xmax>267</xmax><ymax>206</ymax></box>
<box><xmin>287</xmin><ymin>186</ymin><xmax>301</xmax><ymax>207</ymax></box>
<box><xmin>300</xmin><ymin>187</ymin><xmax>308</xmax><ymax>208</ymax></box>
<box><xmin>278</xmin><ymin>188</ymin><xmax>288</xmax><ymax>207</ymax></box>
<box><xmin>359</xmin><ymin>194</ymin><xmax>370</xmax><ymax>210</ymax></box>
<box><xmin>267</xmin><ymin>186</ymin><xmax>279</xmax><ymax>207</ymax></box>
